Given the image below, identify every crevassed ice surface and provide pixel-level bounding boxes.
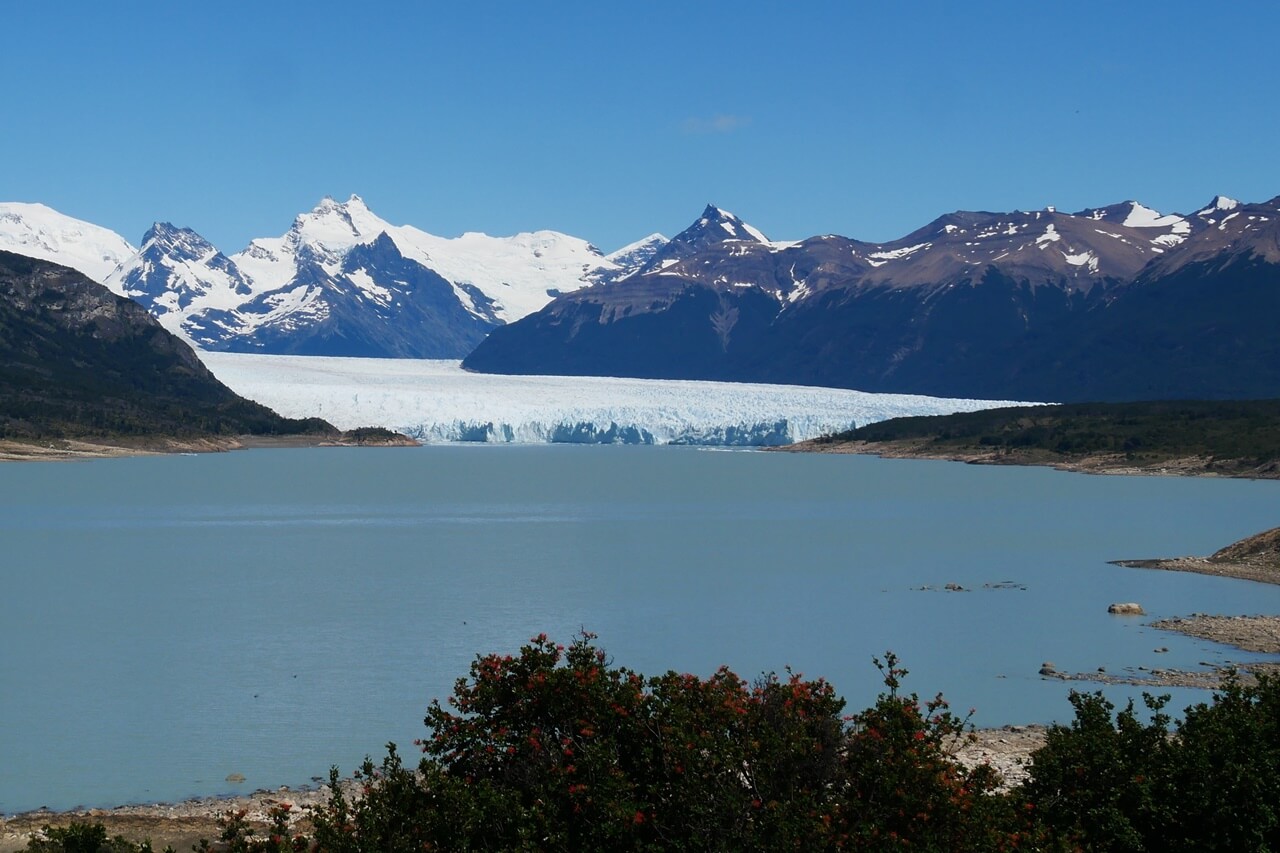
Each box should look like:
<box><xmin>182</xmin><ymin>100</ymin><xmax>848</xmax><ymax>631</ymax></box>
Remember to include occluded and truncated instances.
<box><xmin>199</xmin><ymin>352</ymin><xmax>1042</xmax><ymax>445</ymax></box>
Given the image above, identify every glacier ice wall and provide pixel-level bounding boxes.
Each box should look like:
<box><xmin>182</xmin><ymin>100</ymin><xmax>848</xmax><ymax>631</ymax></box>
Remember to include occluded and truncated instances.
<box><xmin>199</xmin><ymin>353</ymin><xmax>1045</xmax><ymax>446</ymax></box>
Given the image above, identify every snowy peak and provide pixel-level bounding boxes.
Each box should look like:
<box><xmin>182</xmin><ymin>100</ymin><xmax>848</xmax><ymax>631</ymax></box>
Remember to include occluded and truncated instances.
<box><xmin>103</xmin><ymin>221</ymin><xmax>253</xmax><ymax>335</ymax></box>
<box><xmin>1142</xmin><ymin>195</ymin><xmax>1280</xmax><ymax>278</ymax></box>
<box><xmin>288</xmin><ymin>194</ymin><xmax>389</xmax><ymax>253</ymax></box>
<box><xmin>694</xmin><ymin>204</ymin><xmax>770</xmax><ymax>244</ymax></box>
<box><xmin>1067</xmin><ymin>200</ymin><xmax>1193</xmax><ymax>250</ymax></box>
<box><xmin>231</xmin><ymin>195</ymin><xmax>395</xmax><ymax>294</ymax></box>
<box><xmin>591</xmin><ymin>233</ymin><xmax>668</xmax><ymax>284</ymax></box>
<box><xmin>140</xmin><ymin>221</ymin><xmax>219</xmax><ymax>259</ymax></box>
<box><xmin>607</xmin><ymin>233</ymin><xmax>668</xmax><ymax>266</ymax></box>
<box><xmin>1075</xmin><ymin>200</ymin><xmax>1189</xmax><ymax>231</ymax></box>
<box><xmin>1194</xmin><ymin>195</ymin><xmax>1240</xmax><ymax>217</ymax></box>
<box><xmin>0</xmin><ymin>201</ymin><xmax>136</xmax><ymax>283</ymax></box>
<box><xmin>1118</xmin><ymin>202</ymin><xmax>1186</xmax><ymax>231</ymax></box>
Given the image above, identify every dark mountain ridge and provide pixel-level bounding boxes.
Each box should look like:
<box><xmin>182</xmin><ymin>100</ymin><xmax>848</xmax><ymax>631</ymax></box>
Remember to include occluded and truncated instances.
<box><xmin>0</xmin><ymin>250</ymin><xmax>333</xmax><ymax>439</ymax></box>
<box><xmin>464</xmin><ymin>195</ymin><xmax>1280</xmax><ymax>402</ymax></box>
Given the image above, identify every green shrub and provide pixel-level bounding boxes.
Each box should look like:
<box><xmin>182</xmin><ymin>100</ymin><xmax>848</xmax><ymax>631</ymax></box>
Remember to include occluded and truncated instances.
<box><xmin>24</xmin><ymin>822</ymin><xmax>169</xmax><ymax>853</ymax></box>
<box><xmin>197</xmin><ymin>637</ymin><xmax>1280</xmax><ymax>852</ymax></box>
<box><xmin>279</xmin><ymin>635</ymin><xmax>1027</xmax><ymax>851</ymax></box>
<box><xmin>1023</xmin><ymin>674</ymin><xmax>1280</xmax><ymax>851</ymax></box>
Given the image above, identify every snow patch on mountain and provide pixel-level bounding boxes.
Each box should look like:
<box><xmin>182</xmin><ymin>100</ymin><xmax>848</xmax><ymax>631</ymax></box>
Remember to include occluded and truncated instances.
<box><xmin>869</xmin><ymin>242</ymin><xmax>930</xmax><ymax>261</ymax></box>
<box><xmin>1121</xmin><ymin>202</ymin><xmax>1187</xmax><ymax>231</ymax></box>
<box><xmin>1195</xmin><ymin>195</ymin><xmax>1240</xmax><ymax>216</ymax></box>
<box><xmin>0</xmin><ymin>202</ymin><xmax>136</xmax><ymax>283</ymax></box>
<box><xmin>199</xmin><ymin>352</ymin><xmax>1040</xmax><ymax>446</ymax></box>
<box><xmin>1035</xmin><ymin>225</ymin><xmax>1062</xmax><ymax>245</ymax></box>
<box><xmin>1062</xmin><ymin>249</ymin><xmax>1099</xmax><ymax>272</ymax></box>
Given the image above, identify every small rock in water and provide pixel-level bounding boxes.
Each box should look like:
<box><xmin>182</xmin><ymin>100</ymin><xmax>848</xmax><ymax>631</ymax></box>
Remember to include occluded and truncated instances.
<box><xmin>1108</xmin><ymin>602</ymin><xmax>1145</xmax><ymax>615</ymax></box>
<box><xmin>944</xmin><ymin>582</ymin><xmax>967</xmax><ymax>592</ymax></box>
<box><xmin>1154</xmin><ymin>647</ymin><xmax>1169</xmax><ymax>653</ymax></box>
<box><xmin>226</xmin><ymin>773</ymin><xmax>246</xmax><ymax>784</ymax></box>
<box><xmin>1039</xmin><ymin>662</ymin><xmax>1057</xmax><ymax>676</ymax></box>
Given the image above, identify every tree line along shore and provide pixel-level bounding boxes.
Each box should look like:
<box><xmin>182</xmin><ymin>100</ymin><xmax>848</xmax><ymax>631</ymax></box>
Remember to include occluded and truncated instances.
<box><xmin>786</xmin><ymin>398</ymin><xmax>1280</xmax><ymax>481</ymax></box>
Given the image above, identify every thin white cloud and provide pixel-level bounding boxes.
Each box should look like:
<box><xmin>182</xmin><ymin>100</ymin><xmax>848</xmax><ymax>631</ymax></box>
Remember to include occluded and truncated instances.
<box><xmin>681</xmin><ymin>114</ymin><xmax>752</xmax><ymax>135</ymax></box>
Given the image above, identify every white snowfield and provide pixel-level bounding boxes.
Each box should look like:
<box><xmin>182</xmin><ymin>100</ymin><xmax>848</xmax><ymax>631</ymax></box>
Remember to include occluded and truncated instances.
<box><xmin>199</xmin><ymin>352</ymin><xmax>1042</xmax><ymax>446</ymax></box>
<box><xmin>0</xmin><ymin>202</ymin><xmax>136</xmax><ymax>282</ymax></box>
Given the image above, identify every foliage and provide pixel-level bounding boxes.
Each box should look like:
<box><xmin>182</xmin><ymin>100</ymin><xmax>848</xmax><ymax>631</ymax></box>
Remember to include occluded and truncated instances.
<box><xmin>23</xmin><ymin>821</ymin><xmax>170</xmax><ymax>853</ymax></box>
<box><xmin>0</xmin><ymin>251</ymin><xmax>337</xmax><ymax>441</ymax></box>
<box><xmin>834</xmin><ymin>654</ymin><xmax>1033</xmax><ymax>851</ymax></box>
<box><xmin>1023</xmin><ymin>674</ymin><xmax>1280</xmax><ymax>851</ymax></box>
<box><xmin>47</xmin><ymin>638</ymin><xmax>1280</xmax><ymax>851</ymax></box>
<box><xmin>819</xmin><ymin>399</ymin><xmax>1280</xmax><ymax>471</ymax></box>
<box><xmin>212</xmin><ymin>634</ymin><xmax>1026</xmax><ymax>851</ymax></box>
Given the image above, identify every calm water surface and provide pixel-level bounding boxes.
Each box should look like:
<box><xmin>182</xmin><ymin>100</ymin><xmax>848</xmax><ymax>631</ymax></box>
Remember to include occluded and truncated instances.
<box><xmin>1</xmin><ymin>445</ymin><xmax>1278</xmax><ymax>813</ymax></box>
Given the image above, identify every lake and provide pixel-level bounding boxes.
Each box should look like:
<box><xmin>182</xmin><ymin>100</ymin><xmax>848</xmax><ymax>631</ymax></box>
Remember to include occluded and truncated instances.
<box><xmin>1</xmin><ymin>445</ymin><xmax>1278</xmax><ymax>814</ymax></box>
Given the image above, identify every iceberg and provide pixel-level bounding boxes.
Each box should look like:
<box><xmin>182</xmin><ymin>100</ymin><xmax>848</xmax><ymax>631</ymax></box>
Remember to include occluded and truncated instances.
<box><xmin>199</xmin><ymin>352</ymin><xmax>1043</xmax><ymax>446</ymax></box>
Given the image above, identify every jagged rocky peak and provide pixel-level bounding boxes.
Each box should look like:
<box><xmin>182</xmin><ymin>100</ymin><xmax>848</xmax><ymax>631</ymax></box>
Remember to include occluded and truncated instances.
<box><xmin>693</xmin><ymin>204</ymin><xmax>769</xmax><ymax>243</ymax></box>
<box><xmin>141</xmin><ymin>221</ymin><xmax>216</xmax><ymax>256</ymax></box>
<box><xmin>635</xmin><ymin>204</ymin><xmax>769</xmax><ymax>275</ymax></box>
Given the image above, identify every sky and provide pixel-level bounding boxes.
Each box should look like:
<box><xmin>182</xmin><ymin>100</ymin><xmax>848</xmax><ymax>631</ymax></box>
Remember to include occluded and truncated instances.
<box><xmin>4</xmin><ymin>1</ymin><xmax>1279</xmax><ymax>254</ymax></box>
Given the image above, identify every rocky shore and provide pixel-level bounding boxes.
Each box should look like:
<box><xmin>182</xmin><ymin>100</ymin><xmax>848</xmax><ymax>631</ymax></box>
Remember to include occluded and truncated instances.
<box><xmin>781</xmin><ymin>438</ymin><xmax>1280</xmax><ymax>480</ymax></box>
<box><xmin>1111</xmin><ymin>526</ymin><xmax>1280</xmax><ymax>586</ymax></box>
<box><xmin>0</xmin><ymin>733</ymin><xmax>1050</xmax><ymax>852</ymax></box>
<box><xmin>0</xmin><ymin>430</ymin><xmax>418</xmax><ymax>463</ymax></box>
<box><xmin>0</xmin><ymin>784</ymin><xmax>339</xmax><ymax>853</ymax></box>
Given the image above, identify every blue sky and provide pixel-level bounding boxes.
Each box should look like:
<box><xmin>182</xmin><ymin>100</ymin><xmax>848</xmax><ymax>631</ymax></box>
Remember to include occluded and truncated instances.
<box><xmin>4</xmin><ymin>1</ymin><xmax>1278</xmax><ymax>252</ymax></box>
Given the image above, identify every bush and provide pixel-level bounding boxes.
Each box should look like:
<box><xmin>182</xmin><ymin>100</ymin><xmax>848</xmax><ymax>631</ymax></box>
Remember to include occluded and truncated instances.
<box><xmin>24</xmin><ymin>822</ymin><xmax>169</xmax><ymax>853</ymax></box>
<box><xmin>193</xmin><ymin>636</ymin><xmax>1280</xmax><ymax>851</ymax></box>
<box><xmin>1023</xmin><ymin>674</ymin><xmax>1280</xmax><ymax>851</ymax></box>
<box><xmin>279</xmin><ymin>634</ymin><xmax>1025</xmax><ymax>851</ymax></box>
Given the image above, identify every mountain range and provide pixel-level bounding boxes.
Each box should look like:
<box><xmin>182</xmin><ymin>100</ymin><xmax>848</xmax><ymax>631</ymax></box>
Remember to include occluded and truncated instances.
<box><xmin>0</xmin><ymin>197</ymin><xmax>662</xmax><ymax>358</ymax></box>
<box><xmin>464</xmin><ymin>197</ymin><xmax>1280</xmax><ymax>402</ymax></box>
<box><xmin>2</xmin><ymin>194</ymin><xmax>1277</xmax><ymax>402</ymax></box>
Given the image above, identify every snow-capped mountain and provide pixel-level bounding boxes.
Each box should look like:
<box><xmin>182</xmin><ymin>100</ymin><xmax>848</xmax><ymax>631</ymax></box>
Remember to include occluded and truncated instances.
<box><xmin>101</xmin><ymin>195</ymin><xmax>627</xmax><ymax>357</ymax></box>
<box><xmin>589</xmin><ymin>233</ymin><xmax>669</xmax><ymax>283</ymax></box>
<box><xmin>106</xmin><ymin>222</ymin><xmax>254</xmax><ymax>337</ymax></box>
<box><xmin>224</xmin><ymin>195</ymin><xmax>618</xmax><ymax>324</ymax></box>
<box><xmin>0</xmin><ymin>195</ymin><xmax>642</xmax><ymax>358</ymax></box>
<box><xmin>4</xmin><ymin>192</ymin><xmax>1275</xmax><ymax>397</ymax></box>
<box><xmin>636</xmin><ymin>205</ymin><xmax>769</xmax><ymax>275</ymax></box>
<box><xmin>0</xmin><ymin>202</ymin><xmax>136</xmax><ymax>283</ymax></box>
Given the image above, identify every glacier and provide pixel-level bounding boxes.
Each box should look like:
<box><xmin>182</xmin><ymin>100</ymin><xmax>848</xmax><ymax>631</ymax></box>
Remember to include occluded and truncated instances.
<box><xmin>199</xmin><ymin>352</ymin><xmax>1043</xmax><ymax>446</ymax></box>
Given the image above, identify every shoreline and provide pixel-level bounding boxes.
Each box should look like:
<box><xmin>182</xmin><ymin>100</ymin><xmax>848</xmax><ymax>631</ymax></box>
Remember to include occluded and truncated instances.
<box><xmin>0</xmin><ymin>432</ymin><xmax>419</xmax><ymax>463</ymax></box>
<box><xmin>4</xmin><ymin>438</ymin><xmax>1274</xmax><ymax>848</ymax></box>
<box><xmin>7</xmin><ymin>606</ymin><xmax>1278</xmax><ymax>849</ymax></box>
<box><xmin>0</xmin><ymin>731</ymin><xmax>1046</xmax><ymax>851</ymax></box>
<box><xmin>779</xmin><ymin>438</ymin><xmax>1280</xmax><ymax>481</ymax></box>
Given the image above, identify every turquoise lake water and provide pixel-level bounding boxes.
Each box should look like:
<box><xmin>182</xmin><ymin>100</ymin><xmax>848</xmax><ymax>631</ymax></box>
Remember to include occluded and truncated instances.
<box><xmin>1</xmin><ymin>445</ymin><xmax>1278</xmax><ymax>813</ymax></box>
